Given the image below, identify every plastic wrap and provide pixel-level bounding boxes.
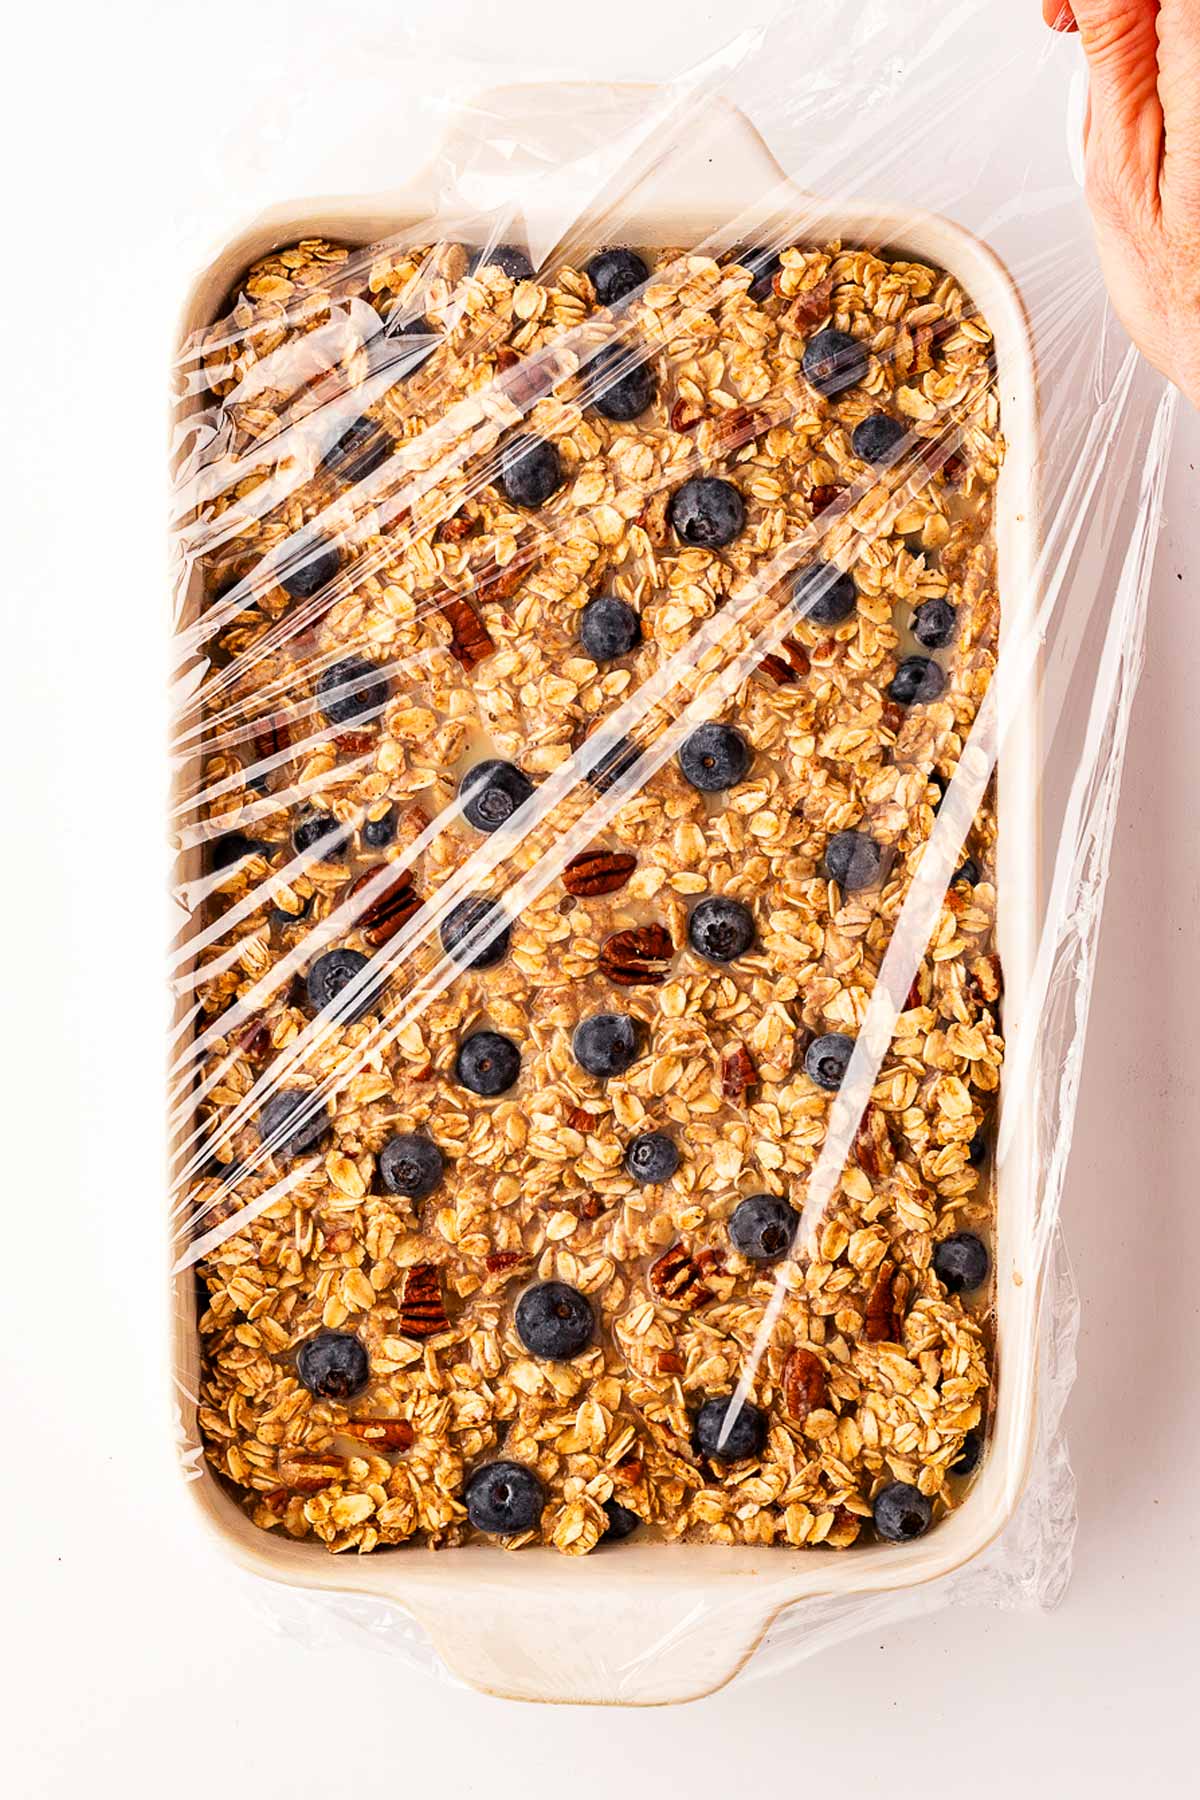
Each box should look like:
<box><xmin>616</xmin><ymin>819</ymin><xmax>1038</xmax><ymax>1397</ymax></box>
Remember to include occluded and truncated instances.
<box><xmin>168</xmin><ymin>2</ymin><xmax>1179</xmax><ymax>1705</ymax></box>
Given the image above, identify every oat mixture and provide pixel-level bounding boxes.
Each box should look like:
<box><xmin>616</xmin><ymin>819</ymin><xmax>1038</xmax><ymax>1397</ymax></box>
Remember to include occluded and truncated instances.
<box><xmin>177</xmin><ymin>230</ymin><xmax>1004</xmax><ymax>1556</ymax></box>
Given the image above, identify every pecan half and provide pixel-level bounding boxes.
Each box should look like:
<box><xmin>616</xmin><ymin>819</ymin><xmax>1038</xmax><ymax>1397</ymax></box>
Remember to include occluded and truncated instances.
<box><xmin>337</xmin><ymin>1419</ymin><xmax>415</xmax><ymax>1451</ymax></box>
<box><xmin>599</xmin><ymin>923</ymin><xmax>674</xmax><ymax>987</ymax></box>
<box><xmin>779</xmin><ymin>636</ymin><xmax>811</xmax><ymax>678</ymax></box>
<box><xmin>781</xmin><ymin>1346</ymin><xmax>828</xmax><ymax>1425</ymax></box>
<box><xmin>865</xmin><ymin>1261</ymin><xmax>907</xmax><ymax>1344</ymax></box>
<box><xmin>649</xmin><ymin>1242</ymin><xmax>722</xmax><ymax>1307</ymax></box>
<box><xmin>562</xmin><ymin>848</ymin><xmax>637</xmax><ymax>897</ymax></box>
<box><xmin>276</xmin><ymin>1451</ymin><xmax>347</xmax><ymax>1492</ymax></box>
<box><xmin>397</xmin><ymin>1263</ymin><xmax>449</xmax><ymax>1338</ymax></box>
<box><xmin>722</xmin><ymin>1041</ymin><xmax>758</xmax><ymax>1097</ymax></box>
<box><xmin>347</xmin><ymin>865</ymin><xmax>422</xmax><ymax>946</ymax></box>
<box><xmin>438</xmin><ymin>595</ymin><xmax>494</xmax><ymax>670</ymax></box>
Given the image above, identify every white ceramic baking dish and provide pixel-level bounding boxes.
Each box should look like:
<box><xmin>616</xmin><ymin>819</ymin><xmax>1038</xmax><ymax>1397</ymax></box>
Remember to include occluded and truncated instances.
<box><xmin>171</xmin><ymin>86</ymin><xmax>1040</xmax><ymax>1707</ymax></box>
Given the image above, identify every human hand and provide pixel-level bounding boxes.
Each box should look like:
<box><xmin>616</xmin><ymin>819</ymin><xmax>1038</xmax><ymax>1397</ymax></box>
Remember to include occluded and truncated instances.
<box><xmin>1043</xmin><ymin>1</ymin><xmax>1200</xmax><ymax>404</ymax></box>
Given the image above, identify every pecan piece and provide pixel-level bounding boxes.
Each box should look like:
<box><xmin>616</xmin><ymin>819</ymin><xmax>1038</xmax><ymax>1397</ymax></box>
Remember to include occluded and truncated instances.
<box><xmin>598</xmin><ymin>923</ymin><xmax>674</xmax><ymax>987</ymax></box>
<box><xmin>562</xmin><ymin>848</ymin><xmax>637</xmax><ymax>897</ymax></box>
<box><xmin>334</xmin><ymin>729</ymin><xmax>375</xmax><ymax>757</ymax></box>
<box><xmin>942</xmin><ymin>450</ymin><xmax>967</xmax><ymax>486</ymax></box>
<box><xmin>968</xmin><ymin>953</ymin><xmax>1003</xmax><ymax>1006</ymax></box>
<box><xmin>437</xmin><ymin>511</ymin><xmax>481</xmax><ymax>542</ymax></box>
<box><xmin>438</xmin><ymin>595</ymin><xmax>494</xmax><ymax>670</ymax></box>
<box><xmin>338</xmin><ymin>1419</ymin><xmax>415</xmax><ymax>1451</ymax></box>
<box><xmin>722</xmin><ymin>1041</ymin><xmax>758</xmax><ymax>1097</ymax></box>
<box><xmin>565</xmin><ymin>1104</ymin><xmax>599</xmax><ymax>1133</ymax></box>
<box><xmin>757</xmin><ymin>651</ymin><xmax>798</xmax><ymax>686</ymax></box>
<box><xmin>347</xmin><ymin>865</ymin><xmax>422</xmax><ymax>946</ymax></box>
<box><xmin>397</xmin><ymin>1263</ymin><xmax>449</xmax><ymax>1338</ymax></box>
<box><xmin>779</xmin><ymin>636</ymin><xmax>811</xmax><ymax>678</ymax></box>
<box><xmin>864</xmin><ymin>1261</ymin><xmax>906</xmax><ymax>1344</ymax></box>
<box><xmin>253</xmin><ymin>716</ymin><xmax>291</xmax><ymax>762</ymax></box>
<box><xmin>495</xmin><ymin>346</ymin><xmax>557</xmax><ymax>408</ymax></box>
<box><xmin>476</xmin><ymin>557</ymin><xmax>529</xmax><ymax>607</ymax></box>
<box><xmin>276</xmin><ymin>1451</ymin><xmax>347</xmax><ymax>1492</ymax></box>
<box><xmin>656</xmin><ymin>1351</ymin><xmax>685</xmax><ymax>1377</ymax></box>
<box><xmin>810</xmin><ymin>483</ymin><xmax>841</xmax><ymax>513</ymax></box>
<box><xmin>649</xmin><ymin>1242</ymin><xmax>721</xmax><ymax>1308</ymax></box>
<box><xmin>616</xmin><ymin>1454</ymin><xmax>645</xmax><ymax>1484</ymax></box>
<box><xmin>785</xmin><ymin>275</ymin><xmax>835</xmax><ymax>331</ymax></box>
<box><xmin>854</xmin><ymin>1105</ymin><xmax>895</xmax><ymax>1181</ymax></box>
<box><xmin>636</xmin><ymin>489</ymin><xmax>671</xmax><ymax>546</ymax></box>
<box><xmin>670</xmin><ymin>397</ymin><xmax>704</xmax><ymax>432</ymax></box>
<box><xmin>484</xmin><ymin>1250</ymin><xmax>529</xmax><ymax>1277</ymax></box>
<box><xmin>235</xmin><ymin>1014</ymin><xmax>271</xmax><ymax>1059</ymax></box>
<box><xmin>781</xmin><ymin>1346</ymin><xmax>828</xmax><ymax>1425</ymax></box>
<box><xmin>711</xmin><ymin>406</ymin><xmax>771</xmax><ymax>454</ymax></box>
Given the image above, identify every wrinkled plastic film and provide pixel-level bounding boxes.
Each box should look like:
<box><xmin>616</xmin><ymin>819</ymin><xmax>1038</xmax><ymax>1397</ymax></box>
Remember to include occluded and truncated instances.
<box><xmin>169</xmin><ymin>3</ymin><xmax>1176</xmax><ymax>1703</ymax></box>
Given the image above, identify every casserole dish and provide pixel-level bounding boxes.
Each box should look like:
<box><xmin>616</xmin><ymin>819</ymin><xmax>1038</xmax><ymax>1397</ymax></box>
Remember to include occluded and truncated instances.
<box><xmin>171</xmin><ymin>85</ymin><xmax>1039</xmax><ymax>1705</ymax></box>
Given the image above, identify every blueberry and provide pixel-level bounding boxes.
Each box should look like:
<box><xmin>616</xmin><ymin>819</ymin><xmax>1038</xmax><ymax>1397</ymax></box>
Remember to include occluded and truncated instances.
<box><xmin>693</xmin><ymin>1395</ymin><xmax>767</xmax><ymax>1462</ymax></box>
<box><xmin>804</xmin><ymin>1033</ymin><xmax>855</xmax><ymax>1092</ymax></box>
<box><xmin>280</xmin><ymin>536</ymin><xmax>340</xmax><ymax>600</ymax></box>
<box><xmin>499</xmin><ymin>435</ymin><xmax>562</xmax><ymax>508</ymax></box>
<box><xmin>687</xmin><ymin>897</ymin><xmax>756</xmax><ymax>964</ymax></box>
<box><xmin>912</xmin><ymin>598</ymin><xmax>958</xmax><ymax>650</ymax></box>
<box><xmin>954</xmin><ymin>857</ymin><xmax>981</xmax><ymax>887</ymax></box>
<box><xmin>824</xmin><ymin>830</ymin><xmax>882</xmax><ymax>891</ymax></box>
<box><xmin>316</xmin><ymin>655</ymin><xmax>391</xmax><ymax>726</ymax></box>
<box><xmin>292</xmin><ymin>810</ymin><xmax>351</xmax><ymax>860</ymax></box>
<box><xmin>379</xmin><ymin>1132</ymin><xmax>444</xmax><ymax>1200</ymax></box>
<box><xmin>587</xmin><ymin>342</ymin><xmax>657</xmax><ymax>421</ymax></box>
<box><xmin>471</xmin><ymin>244</ymin><xmax>535</xmax><ymax>282</ymax></box>
<box><xmin>728</xmin><ymin>1193</ymin><xmax>800</xmax><ymax>1264</ymax></box>
<box><xmin>586</xmin><ymin>247</ymin><xmax>649</xmax><ymax>306</ymax></box>
<box><xmin>678</xmin><ymin>722</ymin><xmax>751</xmax><ymax>792</ymax></box>
<box><xmin>209</xmin><ymin>832</ymin><xmax>271</xmax><ymax>872</ymax></box>
<box><xmin>624</xmin><ymin>1132</ymin><xmax>680</xmax><ymax>1185</ymax></box>
<box><xmin>669</xmin><ymin>477</ymin><xmax>746</xmax><ymax>549</ymax></box>
<box><xmin>320</xmin><ymin>414</ymin><xmax>393</xmax><ymax>485</ymax></box>
<box><xmin>580</xmin><ymin>596</ymin><xmax>642</xmax><ymax>661</ymax></box>
<box><xmin>873</xmin><ymin>1481</ymin><xmax>933</xmax><ymax>1542</ymax></box>
<box><xmin>803</xmin><ymin>328</ymin><xmax>868</xmax><ymax>398</ymax></box>
<box><xmin>296</xmin><ymin>1330</ymin><xmax>370</xmax><ymax>1400</ymax></box>
<box><xmin>932</xmin><ymin>1232</ymin><xmax>990</xmax><ymax>1295</ymax></box>
<box><xmin>465</xmin><ymin>1459</ymin><xmax>545</xmax><ymax>1535</ymax></box>
<box><xmin>572</xmin><ymin>1013</ymin><xmax>641</xmax><ymax>1079</ymax></box>
<box><xmin>791</xmin><ymin>560</ymin><xmax>858</xmax><ymax>627</ymax></box>
<box><xmin>586</xmin><ymin>735</ymin><xmax>646</xmax><ymax>794</ymax></box>
<box><xmin>459</xmin><ymin>760</ymin><xmax>534</xmax><ymax>832</ymax></box>
<box><xmin>515</xmin><ymin>1281</ymin><xmax>595</xmax><ymax>1360</ymax></box>
<box><xmin>439</xmin><ymin>896</ymin><xmax>511</xmax><ymax>969</ymax></box>
<box><xmin>967</xmin><ymin>1131</ymin><xmax>987</xmax><ymax>1168</ymax></box>
<box><xmin>455</xmin><ymin>1030</ymin><xmax>521</xmax><ymax>1096</ymax></box>
<box><xmin>852</xmin><ymin>413</ymin><xmax>908</xmax><ymax>463</ymax></box>
<box><xmin>362</xmin><ymin>806</ymin><xmax>398</xmax><ymax>848</ymax></box>
<box><xmin>889</xmin><ymin>657</ymin><xmax>946</xmax><ymax>706</ymax></box>
<box><xmin>601</xmin><ymin>1498</ymin><xmax>642</xmax><ymax>1542</ymax></box>
<box><xmin>305</xmin><ymin>948</ymin><xmax>378</xmax><ymax>1022</ymax></box>
<box><xmin>258</xmin><ymin>1088</ymin><xmax>331</xmax><ymax>1160</ymax></box>
<box><xmin>952</xmin><ymin>1429</ymin><xmax>984</xmax><ymax>1477</ymax></box>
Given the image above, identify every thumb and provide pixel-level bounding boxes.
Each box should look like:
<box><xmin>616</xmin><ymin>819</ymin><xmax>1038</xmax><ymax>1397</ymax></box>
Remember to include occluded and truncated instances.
<box><xmin>1070</xmin><ymin>1</ymin><xmax>1164</xmax><ymax>209</ymax></box>
<box><xmin>1156</xmin><ymin>0</ymin><xmax>1200</xmax><ymax>214</ymax></box>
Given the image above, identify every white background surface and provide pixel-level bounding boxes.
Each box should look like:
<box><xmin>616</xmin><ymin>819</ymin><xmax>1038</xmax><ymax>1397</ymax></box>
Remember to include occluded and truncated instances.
<box><xmin>4</xmin><ymin>0</ymin><xmax>1198</xmax><ymax>1791</ymax></box>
